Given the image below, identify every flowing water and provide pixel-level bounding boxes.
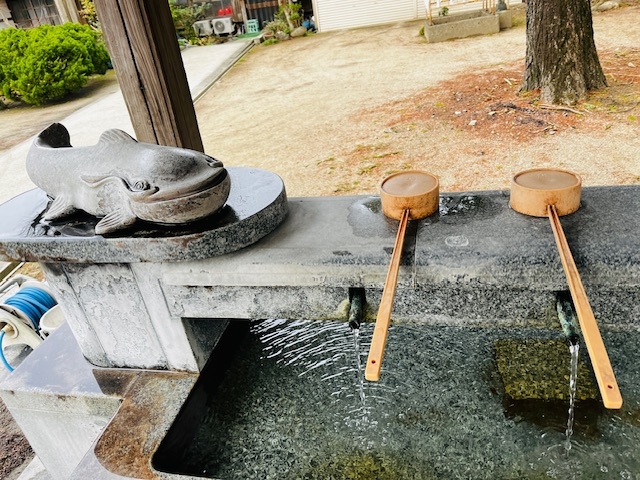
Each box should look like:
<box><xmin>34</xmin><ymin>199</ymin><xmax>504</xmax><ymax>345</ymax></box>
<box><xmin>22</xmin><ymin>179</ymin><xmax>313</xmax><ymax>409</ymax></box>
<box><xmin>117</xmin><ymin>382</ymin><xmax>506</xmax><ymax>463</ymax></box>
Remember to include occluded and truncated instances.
<box><xmin>565</xmin><ymin>342</ymin><xmax>580</xmax><ymax>453</ymax></box>
<box><xmin>352</xmin><ymin>328</ymin><xmax>367</xmax><ymax>406</ymax></box>
<box><xmin>158</xmin><ymin>320</ymin><xmax>640</xmax><ymax>479</ymax></box>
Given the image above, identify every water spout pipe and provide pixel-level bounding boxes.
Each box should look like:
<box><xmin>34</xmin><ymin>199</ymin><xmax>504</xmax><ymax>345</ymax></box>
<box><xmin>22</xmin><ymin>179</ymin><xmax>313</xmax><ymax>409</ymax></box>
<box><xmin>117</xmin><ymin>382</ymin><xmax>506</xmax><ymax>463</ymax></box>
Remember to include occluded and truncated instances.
<box><xmin>348</xmin><ymin>288</ymin><xmax>365</xmax><ymax>330</ymax></box>
<box><xmin>556</xmin><ymin>293</ymin><xmax>580</xmax><ymax>346</ymax></box>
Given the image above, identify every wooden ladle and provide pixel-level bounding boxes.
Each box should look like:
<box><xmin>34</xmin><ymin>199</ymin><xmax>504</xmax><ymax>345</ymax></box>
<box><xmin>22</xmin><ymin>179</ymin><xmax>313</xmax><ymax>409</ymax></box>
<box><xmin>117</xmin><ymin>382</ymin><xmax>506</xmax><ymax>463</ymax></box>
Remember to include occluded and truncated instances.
<box><xmin>365</xmin><ymin>171</ymin><xmax>439</xmax><ymax>381</ymax></box>
<box><xmin>510</xmin><ymin>168</ymin><xmax>622</xmax><ymax>409</ymax></box>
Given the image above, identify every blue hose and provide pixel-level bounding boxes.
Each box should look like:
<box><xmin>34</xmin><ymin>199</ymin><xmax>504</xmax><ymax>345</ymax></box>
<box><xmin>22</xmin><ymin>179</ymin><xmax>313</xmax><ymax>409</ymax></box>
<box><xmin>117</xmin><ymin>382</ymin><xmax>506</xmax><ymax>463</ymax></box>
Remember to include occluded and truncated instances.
<box><xmin>0</xmin><ymin>286</ymin><xmax>57</xmax><ymax>372</ymax></box>
<box><xmin>3</xmin><ymin>287</ymin><xmax>57</xmax><ymax>331</ymax></box>
<box><xmin>0</xmin><ymin>331</ymin><xmax>13</xmax><ymax>372</ymax></box>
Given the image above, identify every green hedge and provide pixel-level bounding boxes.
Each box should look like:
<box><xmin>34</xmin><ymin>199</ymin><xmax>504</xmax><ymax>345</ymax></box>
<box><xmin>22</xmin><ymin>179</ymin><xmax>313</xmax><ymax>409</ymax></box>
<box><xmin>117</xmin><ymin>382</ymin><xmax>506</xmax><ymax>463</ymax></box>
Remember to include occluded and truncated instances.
<box><xmin>0</xmin><ymin>23</ymin><xmax>110</xmax><ymax>106</ymax></box>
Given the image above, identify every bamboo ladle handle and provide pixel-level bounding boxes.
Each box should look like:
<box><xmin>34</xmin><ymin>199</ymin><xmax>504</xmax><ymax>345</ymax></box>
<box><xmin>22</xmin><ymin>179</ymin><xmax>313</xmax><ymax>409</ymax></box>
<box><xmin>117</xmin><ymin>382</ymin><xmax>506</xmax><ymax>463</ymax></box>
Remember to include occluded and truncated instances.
<box><xmin>548</xmin><ymin>204</ymin><xmax>623</xmax><ymax>409</ymax></box>
<box><xmin>365</xmin><ymin>208</ymin><xmax>410</xmax><ymax>381</ymax></box>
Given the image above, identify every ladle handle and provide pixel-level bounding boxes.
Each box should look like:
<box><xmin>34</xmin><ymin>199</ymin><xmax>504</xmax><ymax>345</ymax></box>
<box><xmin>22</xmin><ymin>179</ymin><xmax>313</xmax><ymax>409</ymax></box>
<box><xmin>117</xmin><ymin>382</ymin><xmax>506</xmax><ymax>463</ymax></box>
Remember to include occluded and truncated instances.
<box><xmin>365</xmin><ymin>209</ymin><xmax>410</xmax><ymax>381</ymax></box>
<box><xmin>548</xmin><ymin>205</ymin><xmax>623</xmax><ymax>409</ymax></box>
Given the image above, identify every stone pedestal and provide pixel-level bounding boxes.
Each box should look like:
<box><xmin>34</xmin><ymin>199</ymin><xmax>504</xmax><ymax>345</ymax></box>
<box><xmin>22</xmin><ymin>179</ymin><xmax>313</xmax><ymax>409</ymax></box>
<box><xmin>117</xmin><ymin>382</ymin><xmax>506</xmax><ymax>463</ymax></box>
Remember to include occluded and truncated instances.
<box><xmin>0</xmin><ymin>167</ymin><xmax>288</xmax><ymax>371</ymax></box>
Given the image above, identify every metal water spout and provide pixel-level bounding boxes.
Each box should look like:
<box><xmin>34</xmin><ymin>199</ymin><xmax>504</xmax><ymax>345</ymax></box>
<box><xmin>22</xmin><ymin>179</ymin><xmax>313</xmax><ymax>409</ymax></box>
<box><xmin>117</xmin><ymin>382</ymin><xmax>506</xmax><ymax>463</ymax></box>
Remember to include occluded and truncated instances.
<box><xmin>556</xmin><ymin>292</ymin><xmax>579</xmax><ymax>346</ymax></box>
<box><xmin>348</xmin><ymin>288</ymin><xmax>365</xmax><ymax>330</ymax></box>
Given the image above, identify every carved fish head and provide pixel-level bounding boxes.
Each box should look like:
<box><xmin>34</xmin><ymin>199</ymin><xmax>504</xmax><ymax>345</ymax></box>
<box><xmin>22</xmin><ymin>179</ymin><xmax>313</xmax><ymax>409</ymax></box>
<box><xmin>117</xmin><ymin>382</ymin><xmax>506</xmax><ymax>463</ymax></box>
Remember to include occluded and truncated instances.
<box><xmin>81</xmin><ymin>129</ymin><xmax>231</xmax><ymax>225</ymax></box>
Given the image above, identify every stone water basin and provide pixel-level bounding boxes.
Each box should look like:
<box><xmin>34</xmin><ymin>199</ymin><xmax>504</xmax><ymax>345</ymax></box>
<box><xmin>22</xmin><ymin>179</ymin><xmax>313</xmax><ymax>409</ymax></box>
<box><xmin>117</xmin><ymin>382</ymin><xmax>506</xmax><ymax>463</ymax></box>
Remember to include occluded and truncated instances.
<box><xmin>150</xmin><ymin>319</ymin><xmax>640</xmax><ymax>479</ymax></box>
<box><xmin>2</xmin><ymin>185</ymin><xmax>640</xmax><ymax>478</ymax></box>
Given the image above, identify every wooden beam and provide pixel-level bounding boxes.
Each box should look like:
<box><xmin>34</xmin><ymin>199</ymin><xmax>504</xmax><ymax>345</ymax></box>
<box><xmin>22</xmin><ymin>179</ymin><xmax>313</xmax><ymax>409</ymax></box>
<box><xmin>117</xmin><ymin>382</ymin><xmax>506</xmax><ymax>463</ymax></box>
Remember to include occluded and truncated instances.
<box><xmin>94</xmin><ymin>0</ymin><xmax>204</xmax><ymax>152</ymax></box>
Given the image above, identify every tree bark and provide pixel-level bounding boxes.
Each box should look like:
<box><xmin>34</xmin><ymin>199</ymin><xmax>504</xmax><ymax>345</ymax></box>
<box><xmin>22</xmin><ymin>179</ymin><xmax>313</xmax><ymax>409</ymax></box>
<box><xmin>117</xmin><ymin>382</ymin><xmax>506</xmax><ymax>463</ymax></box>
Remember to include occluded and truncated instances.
<box><xmin>522</xmin><ymin>0</ymin><xmax>607</xmax><ymax>105</ymax></box>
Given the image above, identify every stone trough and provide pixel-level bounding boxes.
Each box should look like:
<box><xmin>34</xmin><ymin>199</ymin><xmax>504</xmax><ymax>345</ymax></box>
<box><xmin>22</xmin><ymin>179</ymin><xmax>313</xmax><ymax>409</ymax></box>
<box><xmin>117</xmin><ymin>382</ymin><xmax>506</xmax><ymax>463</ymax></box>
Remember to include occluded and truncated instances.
<box><xmin>424</xmin><ymin>9</ymin><xmax>513</xmax><ymax>43</ymax></box>
<box><xmin>0</xmin><ymin>179</ymin><xmax>639</xmax><ymax>478</ymax></box>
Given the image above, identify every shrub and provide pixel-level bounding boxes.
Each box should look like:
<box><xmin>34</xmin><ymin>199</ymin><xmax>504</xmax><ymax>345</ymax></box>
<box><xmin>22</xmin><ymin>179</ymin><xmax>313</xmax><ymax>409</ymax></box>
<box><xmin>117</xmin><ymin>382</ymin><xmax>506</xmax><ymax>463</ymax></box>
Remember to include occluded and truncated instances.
<box><xmin>276</xmin><ymin>0</ymin><xmax>302</xmax><ymax>31</ymax></box>
<box><xmin>169</xmin><ymin>0</ymin><xmax>210</xmax><ymax>44</ymax></box>
<box><xmin>0</xmin><ymin>23</ymin><xmax>110</xmax><ymax>105</ymax></box>
<box><xmin>0</xmin><ymin>28</ymin><xmax>26</xmax><ymax>100</ymax></box>
<box><xmin>264</xmin><ymin>1</ymin><xmax>302</xmax><ymax>36</ymax></box>
<box><xmin>79</xmin><ymin>0</ymin><xmax>100</xmax><ymax>31</ymax></box>
<box><xmin>58</xmin><ymin>23</ymin><xmax>110</xmax><ymax>74</ymax></box>
<box><xmin>264</xmin><ymin>18</ymin><xmax>289</xmax><ymax>37</ymax></box>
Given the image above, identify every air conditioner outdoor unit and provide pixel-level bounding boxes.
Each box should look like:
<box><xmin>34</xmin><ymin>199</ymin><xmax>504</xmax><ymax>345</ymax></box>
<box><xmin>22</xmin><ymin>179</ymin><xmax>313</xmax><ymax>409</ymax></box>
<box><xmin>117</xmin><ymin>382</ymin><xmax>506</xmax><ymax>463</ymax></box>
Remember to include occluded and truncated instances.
<box><xmin>212</xmin><ymin>17</ymin><xmax>234</xmax><ymax>35</ymax></box>
<box><xmin>193</xmin><ymin>19</ymin><xmax>213</xmax><ymax>36</ymax></box>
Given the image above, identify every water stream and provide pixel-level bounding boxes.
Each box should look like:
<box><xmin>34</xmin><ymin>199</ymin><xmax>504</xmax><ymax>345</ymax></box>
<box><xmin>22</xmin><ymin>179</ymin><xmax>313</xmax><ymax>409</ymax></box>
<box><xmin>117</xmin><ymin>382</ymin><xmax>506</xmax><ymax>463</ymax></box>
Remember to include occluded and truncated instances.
<box><xmin>565</xmin><ymin>342</ymin><xmax>580</xmax><ymax>453</ymax></box>
<box><xmin>352</xmin><ymin>327</ymin><xmax>366</xmax><ymax>406</ymax></box>
<box><xmin>159</xmin><ymin>320</ymin><xmax>640</xmax><ymax>479</ymax></box>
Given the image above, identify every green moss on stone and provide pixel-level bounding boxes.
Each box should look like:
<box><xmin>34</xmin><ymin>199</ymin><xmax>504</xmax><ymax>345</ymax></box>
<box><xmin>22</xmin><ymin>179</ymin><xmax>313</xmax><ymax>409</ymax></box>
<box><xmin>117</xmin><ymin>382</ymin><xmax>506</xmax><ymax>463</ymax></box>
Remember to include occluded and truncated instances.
<box><xmin>495</xmin><ymin>339</ymin><xmax>598</xmax><ymax>401</ymax></box>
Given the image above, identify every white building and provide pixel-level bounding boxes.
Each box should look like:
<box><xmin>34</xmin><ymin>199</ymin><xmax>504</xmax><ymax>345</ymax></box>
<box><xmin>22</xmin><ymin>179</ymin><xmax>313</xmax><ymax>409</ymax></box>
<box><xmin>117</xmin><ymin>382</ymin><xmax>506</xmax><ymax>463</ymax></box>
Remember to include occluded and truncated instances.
<box><xmin>311</xmin><ymin>0</ymin><xmax>428</xmax><ymax>32</ymax></box>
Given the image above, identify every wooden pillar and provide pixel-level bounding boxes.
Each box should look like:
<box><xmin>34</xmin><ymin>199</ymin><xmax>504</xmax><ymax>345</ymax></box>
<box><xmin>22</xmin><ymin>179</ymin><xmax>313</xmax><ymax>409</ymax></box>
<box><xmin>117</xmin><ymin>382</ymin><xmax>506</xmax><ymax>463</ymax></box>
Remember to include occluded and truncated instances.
<box><xmin>94</xmin><ymin>0</ymin><xmax>204</xmax><ymax>152</ymax></box>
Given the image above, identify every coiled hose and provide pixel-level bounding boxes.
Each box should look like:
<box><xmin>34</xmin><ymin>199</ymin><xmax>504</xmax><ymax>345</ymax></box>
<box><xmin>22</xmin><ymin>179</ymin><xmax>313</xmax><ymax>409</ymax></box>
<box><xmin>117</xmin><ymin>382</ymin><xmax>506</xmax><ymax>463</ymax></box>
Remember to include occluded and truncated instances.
<box><xmin>0</xmin><ymin>285</ymin><xmax>57</xmax><ymax>372</ymax></box>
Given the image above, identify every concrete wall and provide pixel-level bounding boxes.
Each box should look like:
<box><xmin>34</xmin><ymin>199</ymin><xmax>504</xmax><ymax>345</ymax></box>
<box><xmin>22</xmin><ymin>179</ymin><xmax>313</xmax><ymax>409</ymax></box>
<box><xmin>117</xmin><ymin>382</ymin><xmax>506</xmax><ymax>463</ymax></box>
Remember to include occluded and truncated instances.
<box><xmin>424</xmin><ymin>10</ymin><xmax>500</xmax><ymax>43</ymax></box>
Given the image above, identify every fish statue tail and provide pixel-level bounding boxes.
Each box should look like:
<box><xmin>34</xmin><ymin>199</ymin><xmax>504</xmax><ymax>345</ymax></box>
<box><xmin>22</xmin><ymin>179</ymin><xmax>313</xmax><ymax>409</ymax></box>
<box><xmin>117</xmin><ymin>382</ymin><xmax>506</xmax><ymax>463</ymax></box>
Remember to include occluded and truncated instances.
<box><xmin>37</xmin><ymin>123</ymin><xmax>72</xmax><ymax>148</ymax></box>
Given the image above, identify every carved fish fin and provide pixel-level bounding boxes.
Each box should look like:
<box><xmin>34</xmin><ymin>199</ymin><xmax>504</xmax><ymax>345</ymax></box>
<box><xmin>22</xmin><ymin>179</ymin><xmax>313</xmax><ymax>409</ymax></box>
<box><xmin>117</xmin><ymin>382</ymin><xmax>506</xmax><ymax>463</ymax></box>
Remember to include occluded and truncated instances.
<box><xmin>95</xmin><ymin>208</ymin><xmax>137</xmax><ymax>235</ymax></box>
<box><xmin>80</xmin><ymin>175</ymin><xmax>128</xmax><ymax>189</ymax></box>
<box><xmin>45</xmin><ymin>195</ymin><xmax>76</xmax><ymax>220</ymax></box>
<box><xmin>80</xmin><ymin>174</ymin><xmax>110</xmax><ymax>186</ymax></box>
<box><xmin>37</xmin><ymin>123</ymin><xmax>72</xmax><ymax>148</ymax></box>
<box><xmin>98</xmin><ymin>129</ymin><xmax>137</xmax><ymax>145</ymax></box>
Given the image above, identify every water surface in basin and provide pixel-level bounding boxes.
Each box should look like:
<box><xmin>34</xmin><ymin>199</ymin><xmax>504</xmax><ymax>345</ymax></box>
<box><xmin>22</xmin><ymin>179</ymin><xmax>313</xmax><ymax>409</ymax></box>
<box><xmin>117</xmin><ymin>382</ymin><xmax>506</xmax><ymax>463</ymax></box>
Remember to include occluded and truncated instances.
<box><xmin>155</xmin><ymin>320</ymin><xmax>640</xmax><ymax>479</ymax></box>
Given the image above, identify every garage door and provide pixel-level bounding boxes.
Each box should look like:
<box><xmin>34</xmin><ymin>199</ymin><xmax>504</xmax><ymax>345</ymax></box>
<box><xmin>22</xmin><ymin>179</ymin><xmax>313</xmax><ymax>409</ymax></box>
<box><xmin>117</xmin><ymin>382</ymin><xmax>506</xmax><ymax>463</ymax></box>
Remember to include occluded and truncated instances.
<box><xmin>313</xmin><ymin>0</ymin><xmax>426</xmax><ymax>32</ymax></box>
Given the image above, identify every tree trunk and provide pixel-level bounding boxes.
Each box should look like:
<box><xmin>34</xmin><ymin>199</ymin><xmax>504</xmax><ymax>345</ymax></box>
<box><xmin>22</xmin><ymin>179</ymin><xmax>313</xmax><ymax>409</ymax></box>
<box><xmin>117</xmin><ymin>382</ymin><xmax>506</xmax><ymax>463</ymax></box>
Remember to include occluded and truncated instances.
<box><xmin>522</xmin><ymin>0</ymin><xmax>607</xmax><ymax>105</ymax></box>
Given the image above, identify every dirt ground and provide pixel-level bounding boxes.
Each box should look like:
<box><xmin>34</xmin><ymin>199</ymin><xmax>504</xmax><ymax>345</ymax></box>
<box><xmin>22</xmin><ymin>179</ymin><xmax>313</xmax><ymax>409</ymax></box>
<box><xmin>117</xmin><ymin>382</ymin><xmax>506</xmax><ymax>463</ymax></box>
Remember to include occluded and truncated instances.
<box><xmin>0</xmin><ymin>4</ymin><xmax>639</xmax><ymax>478</ymax></box>
<box><xmin>193</xmin><ymin>3</ymin><xmax>640</xmax><ymax>196</ymax></box>
<box><xmin>2</xmin><ymin>5</ymin><xmax>639</xmax><ymax>196</ymax></box>
<box><xmin>0</xmin><ymin>409</ymin><xmax>32</xmax><ymax>479</ymax></box>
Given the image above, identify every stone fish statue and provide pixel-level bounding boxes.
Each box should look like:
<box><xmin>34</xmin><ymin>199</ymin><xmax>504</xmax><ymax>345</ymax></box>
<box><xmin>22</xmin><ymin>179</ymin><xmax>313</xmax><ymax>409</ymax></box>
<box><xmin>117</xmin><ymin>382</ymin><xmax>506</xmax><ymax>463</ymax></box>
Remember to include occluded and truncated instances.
<box><xmin>26</xmin><ymin>123</ymin><xmax>231</xmax><ymax>235</ymax></box>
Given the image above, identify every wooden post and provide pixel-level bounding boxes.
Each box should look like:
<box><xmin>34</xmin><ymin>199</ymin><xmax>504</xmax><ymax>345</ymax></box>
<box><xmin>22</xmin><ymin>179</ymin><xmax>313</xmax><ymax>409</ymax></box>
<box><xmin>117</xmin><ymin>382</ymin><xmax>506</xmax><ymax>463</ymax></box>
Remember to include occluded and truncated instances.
<box><xmin>94</xmin><ymin>0</ymin><xmax>204</xmax><ymax>152</ymax></box>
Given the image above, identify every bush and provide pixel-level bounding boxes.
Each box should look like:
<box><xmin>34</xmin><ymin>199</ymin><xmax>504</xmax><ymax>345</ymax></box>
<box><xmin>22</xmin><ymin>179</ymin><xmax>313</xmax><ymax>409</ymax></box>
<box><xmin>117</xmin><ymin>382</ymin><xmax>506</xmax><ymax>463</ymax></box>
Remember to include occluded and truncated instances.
<box><xmin>169</xmin><ymin>0</ymin><xmax>210</xmax><ymax>44</ymax></box>
<box><xmin>264</xmin><ymin>1</ymin><xmax>302</xmax><ymax>38</ymax></box>
<box><xmin>264</xmin><ymin>18</ymin><xmax>289</xmax><ymax>37</ymax></box>
<box><xmin>0</xmin><ymin>28</ymin><xmax>26</xmax><ymax>100</ymax></box>
<box><xmin>0</xmin><ymin>23</ymin><xmax>110</xmax><ymax>105</ymax></box>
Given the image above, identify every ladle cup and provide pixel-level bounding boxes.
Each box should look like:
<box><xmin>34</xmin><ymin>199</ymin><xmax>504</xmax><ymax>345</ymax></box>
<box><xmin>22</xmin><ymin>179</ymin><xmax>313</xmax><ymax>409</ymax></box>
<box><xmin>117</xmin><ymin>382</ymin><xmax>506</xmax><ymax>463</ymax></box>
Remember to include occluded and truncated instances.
<box><xmin>510</xmin><ymin>168</ymin><xmax>622</xmax><ymax>409</ymax></box>
<box><xmin>365</xmin><ymin>171</ymin><xmax>439</xmax><ymax>381</ymax></box>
